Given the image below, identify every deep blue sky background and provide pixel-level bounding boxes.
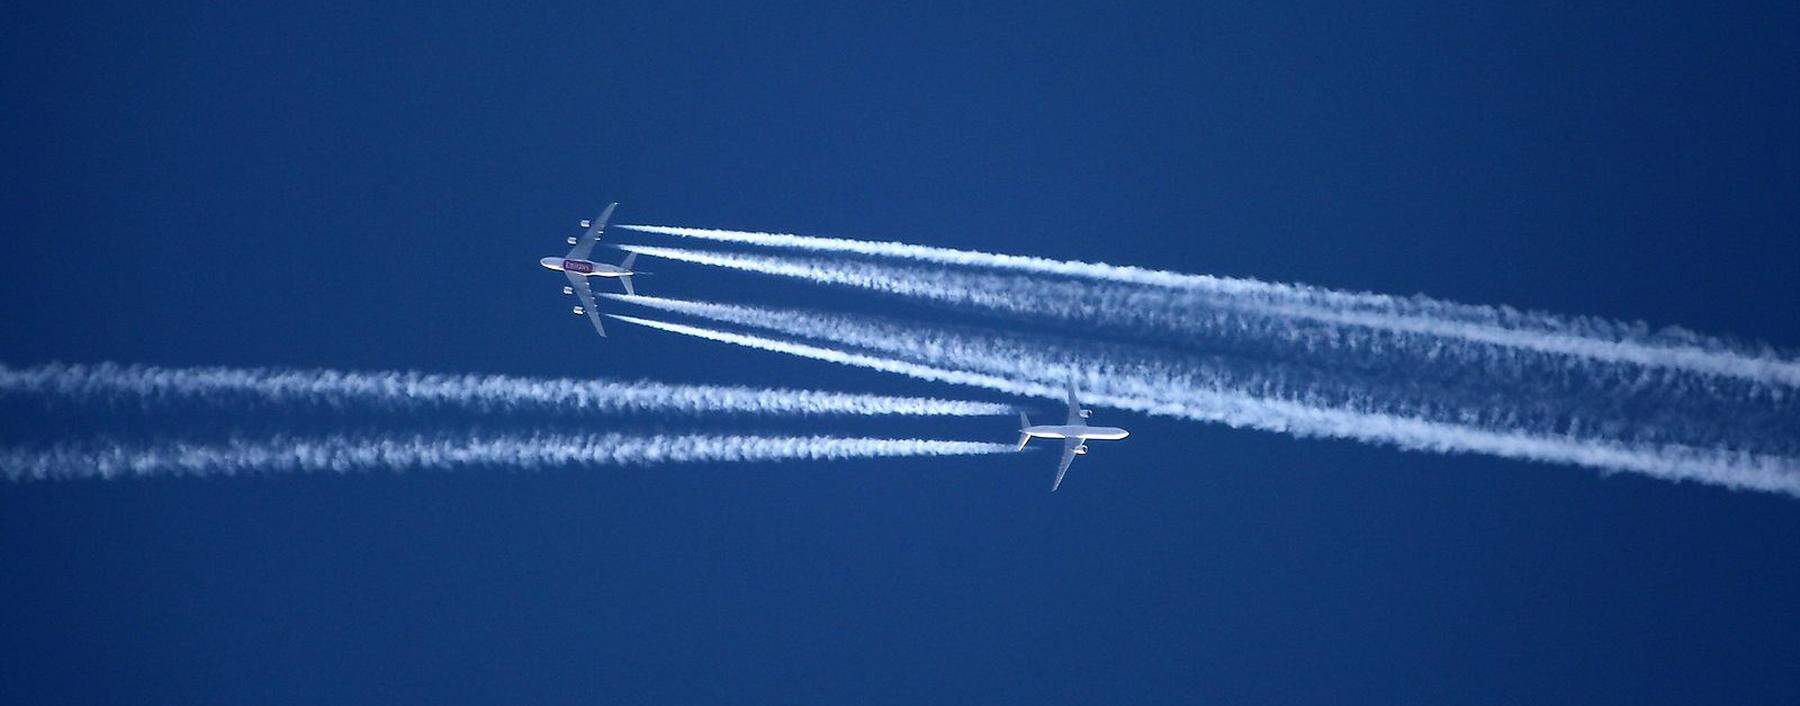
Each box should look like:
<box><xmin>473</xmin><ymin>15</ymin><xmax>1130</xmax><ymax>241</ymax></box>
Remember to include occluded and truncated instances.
<box><xmin>4</xmin><ymin>2</ymin><xmax>1799</xmax><ymax>703</ymax></box>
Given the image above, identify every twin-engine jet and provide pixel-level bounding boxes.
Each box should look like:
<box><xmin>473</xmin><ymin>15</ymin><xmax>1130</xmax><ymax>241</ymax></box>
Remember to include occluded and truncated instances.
<box><xmin>539</xmin><ymin>202</ymin><xmax>641</xmax><ymax>337</ymax></box>
<box><xmin>1018</xmin><ymin>383</ymin><xmax>1130</xmax><ymax>491</ymax></box>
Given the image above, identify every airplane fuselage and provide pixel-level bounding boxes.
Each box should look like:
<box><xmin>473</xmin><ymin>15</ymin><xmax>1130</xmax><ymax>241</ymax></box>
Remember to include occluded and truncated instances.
<box><xmin>1023</xmin><ymin>425</ymin><xmax>1130</xmax><ymax>441</ymax></box>
<box><xmin>540</xmin><ymin>257</ymin><xmax>633</xmax><ymax>278</ymax></box>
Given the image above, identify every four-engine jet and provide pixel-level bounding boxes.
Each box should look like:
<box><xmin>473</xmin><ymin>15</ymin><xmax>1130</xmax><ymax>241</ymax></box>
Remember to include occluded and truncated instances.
<box><xmin>1017</xmin><ymin>383</ymin><xmax>1130</xmax><ymax>491</ymax></box>
<box><xmin>539</xmin><ymin>202</ymin><xmax>641</xmax><ymax>337</ymax></box>
<box><xmin>538</xmin><ymin>203</ymin><xmax>1124</xmax><ymax>491</ymax></box>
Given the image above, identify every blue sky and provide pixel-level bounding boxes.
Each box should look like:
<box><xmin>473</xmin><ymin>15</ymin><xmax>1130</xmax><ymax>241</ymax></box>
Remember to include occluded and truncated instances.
<box><xmin>4</xmin><ymin>2</ymin><xmax>1798</xmax><ymax>703</ymax></box>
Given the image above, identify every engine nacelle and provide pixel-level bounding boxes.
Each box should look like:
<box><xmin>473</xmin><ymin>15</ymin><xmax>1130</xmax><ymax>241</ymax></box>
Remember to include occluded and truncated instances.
<box><xmin>562</xmin><ymin>286</ymin><xmax>574</xmax><ymax>295</ymax></box>
<box><xmin>580</xmin><ymin>220</ymin><xmax>592</xmax><ymax>228</ymax></box>
<box><xmin>572</xmin><ymin>306</ymin><xmax>585</xmax><ymax>315</ymax></box>
<box><xmin>1074</xmin><ymin>445</ymin><xmax>1088</xmax><ymax>455</ymax></box>
<box><xmin>566</xmin><ymin>236</ymin><xmax>579</xmax><ymax>245</ymax></box>
<box><xmin>1079</xmin><ymin>409</ymin><xmax>1092</xmax><ymax>418</ymax></box>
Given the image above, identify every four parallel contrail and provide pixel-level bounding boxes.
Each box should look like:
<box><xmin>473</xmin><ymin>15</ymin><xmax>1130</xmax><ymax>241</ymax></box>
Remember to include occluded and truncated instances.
<box><xmin>617</xmin><ymin>224</ymin><xmax>1800</xmax><ymax>388</ymax></box>
<box><xmin>614</xmin><ymin>244</ymin><xmax>1790</xmax><ymax>410</ymax></box>
<box><xmin>0</xmin><ymin>362</ymin><xmax>1012</xmax><ymax>417</ymax></box>
<box><xmin>607</xmin><ymin>304</ymin><xmax>1800</xmax><ymax>497</ymax></box>
<box><xmin>0</xmin><ymin>432</ymin><xmax>1018</xmax><ymax>481</ymax></box>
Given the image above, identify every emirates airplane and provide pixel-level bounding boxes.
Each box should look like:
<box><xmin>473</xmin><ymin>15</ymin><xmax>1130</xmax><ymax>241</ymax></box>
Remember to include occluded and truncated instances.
<box><xmin>1017</xmin><ymin>382</ymin><xmax>1130</xmax><ymax>491</ymax></box>
<box><xmin>538</xmin><ymin>202</ymin><xmax>639</xmax><ymax>337</ymax></box>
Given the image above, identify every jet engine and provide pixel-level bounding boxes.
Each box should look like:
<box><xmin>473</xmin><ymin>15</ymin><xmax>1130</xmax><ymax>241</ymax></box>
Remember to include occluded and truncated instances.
<box><xmin>572</xmin><ymin>306</ymin><xmax>585</xmax><ymax>315</ymax></box>
<box><xmin>1079</xmin><ymin>409</ymin><xmax>1092</xmax><ymax>418</ymax></box>
<box><xmin>1074</xmin><ymin>445</ymin><xmax>1088</xmax><ymax>455</ymax></box>
<box><xmin>566</xmin><ymin>236</ymin><xmax>579</xmax><ymax>245</ymax></box>
<box><xmin>562</xmin><ymin>286</ymin><xmax>574</xmax><ymax>295</ymax></box>
<box><xmin>580</xmin><ymin>219</ymin><xmax>592</xmax><ymax>228</ymax></box>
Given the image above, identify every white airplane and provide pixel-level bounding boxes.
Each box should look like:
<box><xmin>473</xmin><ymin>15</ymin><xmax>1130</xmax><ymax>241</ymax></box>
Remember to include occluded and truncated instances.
<box><xmin>1017</xmin><ymin>383</ymin><xmax>1130</xmax><ymax>491</ymax></box>
<box><xmin>538</xmin><ymin>202</ymin><xmax>640</xmax><ymax>337</ymax></box>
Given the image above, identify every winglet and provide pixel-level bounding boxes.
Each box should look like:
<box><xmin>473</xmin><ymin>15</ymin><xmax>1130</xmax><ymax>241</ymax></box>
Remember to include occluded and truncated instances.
<box><xmin>594</xmin><ymin>202</ymin><xmax>619</xmax><ymax>232</ymax></box>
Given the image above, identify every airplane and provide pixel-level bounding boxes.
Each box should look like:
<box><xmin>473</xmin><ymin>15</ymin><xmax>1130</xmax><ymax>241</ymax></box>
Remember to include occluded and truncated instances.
<box><xmin>1017</xmin><ymin>382</ymin><xmax>1129</xmax><ymax>491</ymax></box>
<box><xmin>538</xmin><ymin>202</ymin><xmax>641</xmax><ymax>337</ymax></box>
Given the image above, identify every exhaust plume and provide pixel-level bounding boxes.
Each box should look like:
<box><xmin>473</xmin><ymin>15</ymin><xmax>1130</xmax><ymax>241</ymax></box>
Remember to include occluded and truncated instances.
<box><xmin>0</xmin><ymin>362</ymin><xmax>1012</xmax><ymax>417</ymax></box>
<box><xmin>617</xmin><ymin>224</ymin><xmax>1800</xmax><ymax>388</ymax></box>
<box><xmin>2</xmin><ymin>432</ymin><xmax>1019</xmax><ymax>481</ymax></box>
<box><xmin>607</xmin><ymin>303</ymin><xmax>1800</xmax><ymax>497</ymax></box>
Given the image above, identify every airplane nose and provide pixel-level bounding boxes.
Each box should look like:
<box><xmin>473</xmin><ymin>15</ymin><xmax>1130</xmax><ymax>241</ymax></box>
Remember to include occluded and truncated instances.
<box><xmin>539</xmin><ymin>257</ymin><xmax>560</xmax><ymax>270</ymax></box>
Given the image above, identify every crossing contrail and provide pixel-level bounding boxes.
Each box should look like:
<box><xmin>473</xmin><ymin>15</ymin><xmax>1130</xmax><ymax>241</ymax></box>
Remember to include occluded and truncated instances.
<box><xmin>0</xmin><ymin>362</ymin><xmax>1012</xmax><ymax>417</ymax></box>
<box><xmin>603</xmin><ymin>294</ymin><xmax>1796</xmax><ymax>455</ymax></box>
<box><xmin>617</xmin><ymin>224</ymin><xmax>1800</xmax><ymax>388</ymax></box>
<box><xmin>1</xmin><ymin>432</ymin><xmax>1019</xmax><ymax>481</ymax></box>
<box><xmin>606</xmin><ymin>304</ymin><xmax>1800</xmax><ymax>497</ymax></box>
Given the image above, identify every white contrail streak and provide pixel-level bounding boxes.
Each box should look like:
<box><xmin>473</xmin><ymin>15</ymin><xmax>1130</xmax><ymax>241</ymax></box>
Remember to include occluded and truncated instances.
<box><xmin>607</xmin><ymin>308</ymin><xmax>1800</xmax><ymax>497</ymax></box>
<box><xmin>617</xmin><ymin>224</ymin><xmax>1800</xmax><ymax>388</ymax></box>
<box><xmin>604</xmin><ymin>295</ymin><xmax>1769</xmax><ymax>448</ymax></box>
<box><xmin>1</xmin><ymin>432</ymin><xmax>1019</xmax><ymax>481</ymax></box>
<box><xmin>0</xmin><ymin>362</ymin><xmax>1012</xmax><ymax>417</ymax></box>
<box><xmin>615</xmin><ymin>244</ymin><xmax>1785</xmax><ymax>406</ymax></box>
<box><xmin>616</xmin><ymin>223</ymin><xmax>1292</xmax><ymax>293</ymax></box>
<box><xmin>609</xmin><ymin>245</ymin><xmax>1545</xmax><ymax>372</ymax></box>
<box><xmin>607</xmin><ymin>314</ymin><xmax>1052</xmax><ymax>396</ymax></box>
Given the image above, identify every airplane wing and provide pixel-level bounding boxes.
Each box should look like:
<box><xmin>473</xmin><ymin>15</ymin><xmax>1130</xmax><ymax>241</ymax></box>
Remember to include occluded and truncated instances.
<box><xmin>565</xmin><ymin>202</ymin><xmax>619</xmax><ymax>261</ymax></box>
<box><xmin>565</xmin><ymin>271</ymin><xmax>606</xmax><ymax>337</ymax></box>
<box><xmin>1051</xmin><ymin>437</ymin><xmax>1081</xmax><ymax>491</ymax></box>
<box><xmin>1064</xmin><ymin>382</ymin><xmax>1085</xmax><ymax>426</ymax></box>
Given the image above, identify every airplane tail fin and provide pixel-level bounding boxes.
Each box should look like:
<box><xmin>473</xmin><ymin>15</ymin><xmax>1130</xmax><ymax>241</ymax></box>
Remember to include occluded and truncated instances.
<box><xmin>618</xmin><ymin>253</ymin><xmax>639</xmax><ymax>295</ymax></box>
<box><xmin>1016</xmin><ymin>412</ymin><xmax>1032</xmax><ymax>451</ymax></box>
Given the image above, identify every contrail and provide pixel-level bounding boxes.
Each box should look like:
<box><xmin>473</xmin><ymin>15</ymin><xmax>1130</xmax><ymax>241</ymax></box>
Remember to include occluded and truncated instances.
<box><xmin>617</xmin><ymin>224</ymin><xmax>1800</xmax><ymax>388</ymax></box>
<box><xmin>1</xmin><ymin>432</ymin><xmax>1019</xmax><ymax>481</ymax></box>
<box><xmin>607</xmin><ymin>307</ymin><xmax>1800</xmax><ymax>497</ymax></box>
<box><xmin>0</xmin><ymin>362</ymin><xmax>1012</xmax><ymax>417</ymax></box>
<box><xmin>614</xmin><ymin>244</ymin><xmax>1781</xmax><ymax>405</ymax></box>
<box><xmin>607</xmin><ymin>314</ymin><xmax>1055</xmax><ymax>397</ymax></box>
<box><xmin>604</xmin><ymin>295</ymin><xmax>1795</xmax><ymax>455</ymax></box>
